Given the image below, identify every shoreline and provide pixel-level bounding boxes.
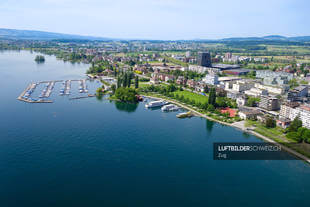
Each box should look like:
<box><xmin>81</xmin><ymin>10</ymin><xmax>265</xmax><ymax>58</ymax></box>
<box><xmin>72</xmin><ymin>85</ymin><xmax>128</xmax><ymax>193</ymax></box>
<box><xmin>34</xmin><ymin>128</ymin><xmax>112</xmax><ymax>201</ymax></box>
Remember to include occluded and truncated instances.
<box><xmin>143</xmin><ymin>94</ymin><xmax>310</xmax><ymax>164</ymax></box>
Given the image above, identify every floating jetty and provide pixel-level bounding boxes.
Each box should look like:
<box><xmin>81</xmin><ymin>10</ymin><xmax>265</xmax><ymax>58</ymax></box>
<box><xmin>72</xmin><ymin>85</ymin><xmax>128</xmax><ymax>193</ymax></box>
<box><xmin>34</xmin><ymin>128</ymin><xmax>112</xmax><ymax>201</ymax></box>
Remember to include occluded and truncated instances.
<box><xmin>39</xmin><ymin>81</ymin><xmax>55</xmax><ymax>98</ymax></box>
<box><xmin>79</xmin><ymin>79</ymin><xmax>88</xmax><ymax>93</ymax></box>
<box><xmin>18</xmin><ymin>79</ymin><xmax>94</xmax><ymax>103</ymax></box>
<box><xmin>69</xmin><ymin>94</ymin><xmax>95</xmax><ymax>100</ymax></box>
<box><xmin>17</xmin><ymin>83</ymin><xmax>53</xmax><ymax>103</ymax></box>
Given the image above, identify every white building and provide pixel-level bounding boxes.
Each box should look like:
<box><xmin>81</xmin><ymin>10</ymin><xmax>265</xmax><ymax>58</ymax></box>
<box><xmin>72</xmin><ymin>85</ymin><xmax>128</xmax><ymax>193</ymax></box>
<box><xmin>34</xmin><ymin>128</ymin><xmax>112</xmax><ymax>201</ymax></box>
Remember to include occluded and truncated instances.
<box><xmin>279</xmin><ymin>103</ymin><xmax>310</xmax><ymax>129</ymax></box>
<box><xmin>236</xmin><ymin>96</ymin><xmax>247</xmax><ymax>106</ymax></box>
<box><xmin>232</xmin><ymin>80</ymin><xmax>254</xmax><ymax>92</ymax></box>
<box><xmin>254</xmin><ymin>83</ymin><xmax>286</xmax><ymax>95</ymax></box>
<box><xmin>202</xmin><ymin>74</ymin><xmax>219</xmax><ymax>85</ymax></box>
<box><xmin>244</xmin><ymin>88</ymin><xmax>268</xmax><ymax>97</ymax></box>
<box><xmin>188</xmin><ymin>65</ymin><xmax>220</xmax><ymax>74</ymax></box>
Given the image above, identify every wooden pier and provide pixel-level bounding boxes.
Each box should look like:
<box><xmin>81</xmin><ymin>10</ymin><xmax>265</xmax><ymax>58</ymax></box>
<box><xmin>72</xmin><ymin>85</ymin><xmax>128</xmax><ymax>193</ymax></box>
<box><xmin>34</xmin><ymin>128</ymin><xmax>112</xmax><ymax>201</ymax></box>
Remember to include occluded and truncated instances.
<box><xmin>17</xmin><ymin>79</ymin><xmax>93</xmax><ymax>103</ymax></box>
<box><xmin>69</xmin><ymin>94</ymin><xmax>95</xmax><ymax>100</ymax></box>
<box><xmin>17</xmin><ymin>83</ymin><xmax>53</xmax><ymax>103</ymax></box>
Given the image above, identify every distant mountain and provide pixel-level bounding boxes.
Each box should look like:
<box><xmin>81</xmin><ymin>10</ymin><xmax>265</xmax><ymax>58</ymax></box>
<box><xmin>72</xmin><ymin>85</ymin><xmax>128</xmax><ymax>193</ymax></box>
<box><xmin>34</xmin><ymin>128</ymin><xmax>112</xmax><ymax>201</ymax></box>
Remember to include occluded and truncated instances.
<box><xmin>221</xmin><ymin>35</ymin><xmax>310</xmax><ymax>42</ymax></box>
<box><xmin>0</xmin><ymin>28</ymin><xmax>112</xmax><ymax>41</ymax></box>
<box><xmin>0</xmin><ymin>28</ymin><xmax>309</xmax><ymax>42</ymax></box>
<box><xmin>287</xmin><ymin>36</ymin><xmax>310</xmax><ymax>42</ymax></box>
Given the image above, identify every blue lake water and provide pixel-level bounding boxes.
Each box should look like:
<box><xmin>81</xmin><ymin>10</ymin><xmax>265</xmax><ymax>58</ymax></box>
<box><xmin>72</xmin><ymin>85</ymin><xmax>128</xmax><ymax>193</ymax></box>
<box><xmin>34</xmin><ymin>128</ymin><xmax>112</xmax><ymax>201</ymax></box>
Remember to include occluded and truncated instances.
<box><xmin>0</xmin><ymin>51</ymin><xmax>309</xmax><ymax>207</ymax></box>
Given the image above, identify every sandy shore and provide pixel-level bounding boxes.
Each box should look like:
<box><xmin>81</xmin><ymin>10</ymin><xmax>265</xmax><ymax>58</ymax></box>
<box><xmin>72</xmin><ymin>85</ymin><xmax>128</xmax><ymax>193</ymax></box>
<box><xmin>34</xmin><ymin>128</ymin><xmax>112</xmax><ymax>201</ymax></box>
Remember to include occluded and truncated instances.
<box><xmin>143</xmin><ymin>94</ymin><xmax>310</xmax><ymax>164</ymax></box>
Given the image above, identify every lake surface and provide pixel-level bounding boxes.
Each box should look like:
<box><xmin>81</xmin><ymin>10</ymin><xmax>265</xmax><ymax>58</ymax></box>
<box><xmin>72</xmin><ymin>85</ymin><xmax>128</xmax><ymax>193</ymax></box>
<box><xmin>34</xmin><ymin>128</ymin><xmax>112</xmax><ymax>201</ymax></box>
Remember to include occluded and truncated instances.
<box><xmin>0</xmin><ymin>51</ymin><xmax>309</xmax><ymax>207</ymax></box>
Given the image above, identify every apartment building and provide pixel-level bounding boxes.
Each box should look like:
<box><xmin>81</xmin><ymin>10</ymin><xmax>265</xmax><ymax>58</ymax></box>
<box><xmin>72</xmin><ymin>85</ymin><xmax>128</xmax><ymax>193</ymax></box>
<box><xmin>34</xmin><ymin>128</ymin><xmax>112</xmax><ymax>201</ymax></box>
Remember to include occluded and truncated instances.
<box><xmin>259</xmin><ymin>96</ymin><xmax>280</xmax><ymax>111</ymax></box>
<box><xmin>254</xmin><ymin>83</ymin><xmax>287</xmax><ymax>95</ymax></box>
<box><xmin>202</xmin><ymin>74</ymin><xmax>219</xmax><ymax>85</ymax></box>
<box><xmin>279</xmin><ymin>102</ymin><xmax>310</xmax><ymax>129</ymax></box>
<box><xmin>287</xmin><ymin>85</ymin><xmax>308</xmax><ymax>102</ymax></box>
<box><xmin>244</xmin><ymin>88</ymin><xmax>268</xmax><ymax>97</ymax></box>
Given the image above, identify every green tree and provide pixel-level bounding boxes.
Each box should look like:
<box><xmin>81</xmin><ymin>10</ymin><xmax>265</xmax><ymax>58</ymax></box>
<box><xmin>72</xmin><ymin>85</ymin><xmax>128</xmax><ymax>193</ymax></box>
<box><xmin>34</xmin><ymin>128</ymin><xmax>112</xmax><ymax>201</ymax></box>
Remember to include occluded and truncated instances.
<box><xmin>246</xmin><ymin>97</ymin><xmax>260</xmax><ymax>107</ymax></box>
<box><xmin>265</xmin><ymin>117</ymin><xmax>276</xmax><ymax>128</ymax></box>
<box><xmin>123</xmin><ymin>73</ymin><xmax>128</xmax><ymax>87</ymax></box>
<box><xmin>295</xmin><ymin>127</ymin><xmax>310</xmax><ymax>143</ymax></box>
<box><xmin>208</xmin><ymin>88</ymin><xmax>216</xmax><ymax>106</ymax></box>
<box><xmin>287</xmin><ymin>116</ymin><xmax>302</xmax><ymax>132</ymax></box>
<box><xmin>111</xmin><ymin>84</ymin><xmax>116</xmax><ymax>94</ymax></box>
<box><xmin>207</xmin><ymin>104</ymin><xmax>215</xmax><ymax>112</ymax></box>
<box><xmin>117</xmin><ymin>76</ymin><xmax>122</xmax><ymax>88</ymax></box>
<box><xmin>204</xmin><ymin>85</ymin><xmax>209</xmax><ymax>93</ymax></box>
<box><xmin>127</xmin><ymin>72</ymin><xmax>133</xmax><ymax>88</ymax></box>
<box><xmin>286</xmin><ymin>132</ymin><xmax>300</xmax><ymax>142</ymax></box>
<box><xmin>115</xmin><ymin>87</ymin><xmax>138</xmax><ymax>103</ymax></box>
<box><xmin>288</xmin><ymin>78</ymin><xmax>299</xmax><ymax>89</ymax></box>
<box><xmin>135</xmin><ymin>76</ymin><xmax>139</xmax><ymax>89</ymax></box>
<box><xmin>216</xmin><ymin>97</ymin><xmax>227</xmax><ymax>108</ymax></box>
<box><xmin>203</xmin><ymin>102</ymin><xmax>209</xmax><ymax>110</ymax></box>
<box><xmin>167</xmin><ymin>84</ymin><xmax>177</xmax><ymax>92</ymax></box>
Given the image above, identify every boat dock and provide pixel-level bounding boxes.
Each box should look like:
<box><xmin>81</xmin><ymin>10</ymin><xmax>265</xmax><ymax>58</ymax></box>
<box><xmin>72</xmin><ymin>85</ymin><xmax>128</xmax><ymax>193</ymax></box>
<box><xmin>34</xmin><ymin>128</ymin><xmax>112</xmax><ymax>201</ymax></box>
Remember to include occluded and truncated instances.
<box><xmin>17</xmin><ymin>82</ymin><xmax>53</xmax><ymax>103</ymax></box>
<box><xmin>79</xmin><ymin>79</ymin><xmax>88</xmax><ymax>93</ymax></box>
<box><xmin>69</xmin><ymin>94</ymin><xmax>95</xmax><ymax>100</ymax></box>
<box><xmin>39</xmin><ymin>81</ymin><xmax>55</xmax><ymax>98</ymax></box>
<box><xmin>18</xmin><ymin>79</ymin><xmax>94</xmax><ymax>103</ymax></box>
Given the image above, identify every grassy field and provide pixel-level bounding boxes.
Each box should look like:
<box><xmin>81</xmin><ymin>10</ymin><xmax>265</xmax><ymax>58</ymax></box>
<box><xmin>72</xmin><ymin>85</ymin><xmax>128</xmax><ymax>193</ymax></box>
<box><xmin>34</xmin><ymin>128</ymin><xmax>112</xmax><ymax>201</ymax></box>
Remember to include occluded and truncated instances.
<box><xmin>265</xmin><ymin>45</ymin><xmax>310</xmax><ymax>54</ymax></box>
<box><xmin>172</xmin><ymin>90</ymin><xmax>208</xmax><ymax>104</ymax></box>
<box><xmin>245</xmin><ymin>120</ymin><xmax>288</xmax><ymax>142</ymax></box>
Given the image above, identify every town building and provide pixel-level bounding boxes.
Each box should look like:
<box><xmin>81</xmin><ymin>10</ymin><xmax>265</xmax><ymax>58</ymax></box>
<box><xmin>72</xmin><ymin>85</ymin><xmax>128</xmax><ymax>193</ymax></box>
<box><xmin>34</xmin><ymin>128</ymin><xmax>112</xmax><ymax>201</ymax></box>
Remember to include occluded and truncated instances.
<box><xmin>244</xmin><ymin>88</ymin><xmax>268</xmax><ymax>97</ymax></box>
<box><xmin>259</xmin><ymin>96</ymin><xmax>280</xmax><ymax>111</ymax></box>
<box><xmin>197</xmin><ymin>52</ymin><xmax>212</xmax><ymax>67</ymax></box>
<box><xmin>225</xmin><ymin>52</ymin><xmax>232</xmax><ymax>60</ymax></box>
<box><xmin>187</xmin><ymin>65</ymin><xmax>220</xmax><ymax>74</ymax></box>
<box><xmin>238</xmin><ymin>108</ymin><xmax>261</xmax><ymax>120</ymax></box>
<box><xmin>227</xmin><ymin>90</ymin><xmax>241</xmax><ymax>100</ymax></box>
<box><xmin>287</xmin><ymin>85</ymin><xmax>308</xmax><ymax>102</ymax></box>
<box><xmin>254</xmin><ymin>83</ymin><xmax>287</xmax><ymax>95</ymax></box>
<box><xmin>202</xmin><ymin>74</ymin><xmax>219</xmax><ymax>85</ymax></box>
<box><xmin>232</xmin><ymin>80</ymin><xmax>255</xmax><ymax>92</ymax></box>
<box><xmin>256</xmin><ymin>70</ymin><xmax>294</xmax><ymax>80</ymax></box>
<box><xmin>187</xmin><ymin>79</ymin><xmax>196</xmax><ymax>88</ymax></box>
<box><xmin>236</xmin><ymin>95</ymin><xmax>248</xmax><ymax>106</ymax></box>
<box><xmin>276</xmin><ymin>117</ymin><xmax>291</xmax><ymax>129</ymax></box>
<box><xmin>279</xmin><ymin>103</ymin><xmax>310</xmax><ymax>129</ymax></box>
<box><xmin>185</xmin><ymin>51</ymin><xmax>191</xmax><ymax>58</ymax></box>
<box><xmin>222</xmin><ymin>69</ymin><xmax>250</xmax><ymax>76</ymax></box>
<box><xmin>212</xmin><ymin>63</ymin><xmax>240</xmax><ymax>70</ymax></box>
<box><xmin>256</xmin><ymin>71</ymin><xmax>293</xmax><ymax>86</ymax></box>
<box><xmin>176</xmin><ymin>76</ymin><xmax>187</xmax><ymax>85</ymax></box>
<box><xmin>263</xmin><ymin>76</ymin><xmax>289</xmax><ymax>86</ymax></box>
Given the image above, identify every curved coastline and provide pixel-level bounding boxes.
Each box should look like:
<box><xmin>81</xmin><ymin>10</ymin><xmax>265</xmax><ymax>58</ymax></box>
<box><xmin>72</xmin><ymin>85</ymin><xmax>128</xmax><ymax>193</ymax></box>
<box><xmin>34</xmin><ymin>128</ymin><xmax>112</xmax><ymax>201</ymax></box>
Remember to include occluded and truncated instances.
<box><xmin>143</xmin><ymin>94</ymin><xmax>310</xmax><ymax>164</ymax></box>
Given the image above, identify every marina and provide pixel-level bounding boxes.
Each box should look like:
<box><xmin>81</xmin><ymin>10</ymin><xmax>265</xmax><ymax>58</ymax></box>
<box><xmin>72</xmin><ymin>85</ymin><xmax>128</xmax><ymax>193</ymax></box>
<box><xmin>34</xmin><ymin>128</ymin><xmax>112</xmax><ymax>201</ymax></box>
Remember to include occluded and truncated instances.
<box><xmin>18</xmin><ymin>79</ymin><xmax>95</xmax><ymax>103</ymax></box>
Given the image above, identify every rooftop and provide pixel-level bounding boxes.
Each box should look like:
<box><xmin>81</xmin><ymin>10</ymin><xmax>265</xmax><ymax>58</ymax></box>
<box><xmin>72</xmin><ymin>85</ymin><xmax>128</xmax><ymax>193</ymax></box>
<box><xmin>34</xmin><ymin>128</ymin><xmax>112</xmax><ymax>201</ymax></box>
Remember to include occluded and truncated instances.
<box><xmin>212</xmin><ymin>64</ymin><xmax>240</xmax><ymax>70</ymax></box>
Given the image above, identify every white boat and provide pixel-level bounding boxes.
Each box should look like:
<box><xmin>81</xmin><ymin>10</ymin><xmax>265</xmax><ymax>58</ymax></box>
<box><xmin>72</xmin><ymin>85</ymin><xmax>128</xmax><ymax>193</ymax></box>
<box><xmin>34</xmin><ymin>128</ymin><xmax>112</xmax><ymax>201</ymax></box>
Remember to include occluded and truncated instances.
<box><xmin>145</xmin><ymin>100</ymin><xmax>167</xmax><ymax>108</ymax></box>
<box><xmin>161</xmin><ymin>104</ymin><xmax>179</xmax><ymax>112</ymax></box>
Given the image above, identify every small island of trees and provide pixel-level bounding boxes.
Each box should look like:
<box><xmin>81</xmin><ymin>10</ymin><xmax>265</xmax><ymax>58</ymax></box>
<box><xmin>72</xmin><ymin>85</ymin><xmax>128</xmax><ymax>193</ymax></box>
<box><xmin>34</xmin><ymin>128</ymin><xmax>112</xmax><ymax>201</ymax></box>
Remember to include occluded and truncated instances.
<box><xmin>35</xmin><ymin>55</ymin><xmax>45</xmax><ymax>63</ymax></box>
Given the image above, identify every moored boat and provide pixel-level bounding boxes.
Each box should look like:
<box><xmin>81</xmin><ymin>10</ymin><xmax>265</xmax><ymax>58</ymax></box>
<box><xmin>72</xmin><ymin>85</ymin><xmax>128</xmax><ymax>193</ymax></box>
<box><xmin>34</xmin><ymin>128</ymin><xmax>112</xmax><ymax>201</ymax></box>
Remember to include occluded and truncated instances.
<box><xmin>176</xmin><ymin>111</ymin><xmax>193</xmax><ymax>118</ymax></box>
<box><xmin>145</xmin><ymin>100</ymin><xmax>168</xmax><ymax>108</ymax></box>
<box><xmin>161</xmin><ymin>104</ymin><xmax>179</xmax><ymax>112</ymax></box>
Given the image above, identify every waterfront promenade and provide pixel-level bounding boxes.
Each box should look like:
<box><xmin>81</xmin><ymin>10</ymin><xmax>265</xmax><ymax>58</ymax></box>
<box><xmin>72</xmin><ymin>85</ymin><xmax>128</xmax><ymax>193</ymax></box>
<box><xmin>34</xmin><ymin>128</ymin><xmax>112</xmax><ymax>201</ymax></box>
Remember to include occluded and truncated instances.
<box><xmin>144</xmin><ymin>94</ymin><xmax>310</xmax><ymax>164</ymax></box>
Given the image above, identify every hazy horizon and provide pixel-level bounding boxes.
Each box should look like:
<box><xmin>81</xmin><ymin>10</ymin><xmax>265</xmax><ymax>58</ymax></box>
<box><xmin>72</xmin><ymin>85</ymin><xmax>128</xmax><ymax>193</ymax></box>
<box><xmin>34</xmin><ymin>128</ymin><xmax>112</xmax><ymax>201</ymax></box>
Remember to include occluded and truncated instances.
<box><xmin>0</xmin><ymin>0</ymin><xmax>309</xmax><ymax>40</ymax></box>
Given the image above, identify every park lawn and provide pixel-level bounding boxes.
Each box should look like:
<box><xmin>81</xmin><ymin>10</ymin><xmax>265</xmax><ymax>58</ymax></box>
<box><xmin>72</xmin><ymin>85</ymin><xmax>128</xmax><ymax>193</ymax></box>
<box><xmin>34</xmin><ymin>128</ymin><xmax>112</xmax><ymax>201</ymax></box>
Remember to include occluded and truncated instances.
<box><xmin>172</xmin><ymin>90</ymin><xmax>208</xmax><ymax>105</ymax></box>
<box><xmin>138</xmin><ymin>82</ymin><xmax>150</xmax><ymax>88</ymax></box>
<box><xmin>266</xmin><ymin>45</ymin><xmax>310</xmax><ymax>54</ymax></box>
<box><xmin>246</xmin><ymin>120</ymin><xmax>289</xmax><ymax>142</ymax></box>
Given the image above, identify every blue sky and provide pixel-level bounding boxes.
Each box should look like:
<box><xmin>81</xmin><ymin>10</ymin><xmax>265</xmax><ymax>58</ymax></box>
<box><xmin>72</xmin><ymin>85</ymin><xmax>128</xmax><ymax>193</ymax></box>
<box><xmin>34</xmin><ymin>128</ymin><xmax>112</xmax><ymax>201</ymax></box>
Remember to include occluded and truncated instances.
<box><xmin>0</xmin><ymin>0</ymin><xmax>309</xmax><ymax>40</ymax></box>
